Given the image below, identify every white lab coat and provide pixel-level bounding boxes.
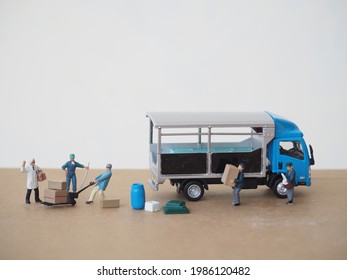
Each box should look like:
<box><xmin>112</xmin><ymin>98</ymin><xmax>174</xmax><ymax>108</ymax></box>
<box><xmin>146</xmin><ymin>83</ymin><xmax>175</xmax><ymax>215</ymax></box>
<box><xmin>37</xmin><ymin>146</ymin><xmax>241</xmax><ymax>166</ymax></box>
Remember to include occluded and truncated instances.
<box><xmin>21</xmin><ymin>165</ymin><xmax>41</xmax><ymax>189</ymax></box>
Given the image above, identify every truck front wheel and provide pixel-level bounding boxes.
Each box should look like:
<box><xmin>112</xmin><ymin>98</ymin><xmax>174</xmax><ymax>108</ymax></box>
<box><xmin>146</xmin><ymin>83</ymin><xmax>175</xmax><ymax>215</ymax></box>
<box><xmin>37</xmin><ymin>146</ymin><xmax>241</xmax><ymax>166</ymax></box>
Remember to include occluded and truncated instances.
<box><xmin>272</xmin><ymin>178</ymin><xmax>287</xmax><ymax>199</ymax></box>
<box><xmin>183</xmin><ymin>181</ymin><xmax>205</xmax><ymax>201</ymax></box>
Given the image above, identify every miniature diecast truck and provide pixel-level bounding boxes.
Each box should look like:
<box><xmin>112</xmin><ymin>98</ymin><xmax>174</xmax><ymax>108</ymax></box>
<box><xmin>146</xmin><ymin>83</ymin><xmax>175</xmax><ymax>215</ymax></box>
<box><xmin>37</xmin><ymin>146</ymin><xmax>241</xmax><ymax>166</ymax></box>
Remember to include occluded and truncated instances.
<box><xmin>146</xmin><ymin>112</ymin><xmax>315</xmax><ymax>201</ymax></box>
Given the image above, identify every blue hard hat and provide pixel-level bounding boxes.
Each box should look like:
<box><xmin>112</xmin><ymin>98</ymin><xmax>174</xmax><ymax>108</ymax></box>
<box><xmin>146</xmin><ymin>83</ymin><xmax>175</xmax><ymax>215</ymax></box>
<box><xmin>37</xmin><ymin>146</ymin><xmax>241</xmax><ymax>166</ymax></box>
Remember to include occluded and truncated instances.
<box><xmin>239</xmin><ymin>163</ymin><xmax>245</xmax><ymax>168</ymax></box>
<box><xmin>69</xmin><ymin>154</ymin><xmax>75</xmax><ymax>159</ymax></box>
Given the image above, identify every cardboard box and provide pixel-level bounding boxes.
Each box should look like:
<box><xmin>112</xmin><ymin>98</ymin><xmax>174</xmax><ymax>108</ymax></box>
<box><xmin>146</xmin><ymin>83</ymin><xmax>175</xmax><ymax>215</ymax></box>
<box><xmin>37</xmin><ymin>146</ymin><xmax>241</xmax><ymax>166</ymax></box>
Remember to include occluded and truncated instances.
<box><xmin>44</xmin><ymin>189</ymin><xmax>68</xmax><ymax>204</ymax></box>
<box><xmin>48</xmin><ymin>180</ymin><xmax>67</xmax><ymax>190</ymax></box>
<box><xmin>221</xmin><ymin>164</ymin><xmax>239</xmax><ymax>186</ymax></box>
<box><xmin>100</xmin><ymin>199</ymin><xmax>120</xmax><ymax>208</ymax></box>
<box><xmin>145</xmin><ymin>201</ymin><xmax>160</xmax><ymax>212</ymax></box>
<box><xmin>37</xmin><ymin>171</ymin><xmax>47</xmax><ymax>182</ymax></box>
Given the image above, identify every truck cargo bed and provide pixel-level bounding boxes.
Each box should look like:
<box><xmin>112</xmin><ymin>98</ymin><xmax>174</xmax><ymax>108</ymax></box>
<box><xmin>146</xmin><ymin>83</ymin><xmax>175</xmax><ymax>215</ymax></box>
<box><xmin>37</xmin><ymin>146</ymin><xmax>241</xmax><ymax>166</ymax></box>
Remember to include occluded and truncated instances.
<box><xmin>161</xmin><ymin>148</ymin><xmax>261</xmax><ymax>174</ymax></box>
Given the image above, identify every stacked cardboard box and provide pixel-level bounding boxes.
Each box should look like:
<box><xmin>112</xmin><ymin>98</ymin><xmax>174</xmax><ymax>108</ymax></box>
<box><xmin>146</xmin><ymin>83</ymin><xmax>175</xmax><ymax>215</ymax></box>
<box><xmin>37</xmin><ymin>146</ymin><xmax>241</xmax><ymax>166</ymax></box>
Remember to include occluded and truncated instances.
<box><xmin>47</xmin><ymin>180</ymin><xmax>67</xmax><ymax>190</ymax></box>
<box><xmin>44</xmin><ymin>180</ymin><xmax>68</xmax><ymax>204</ymax></box>
<box><xmin>221</xmin><ymin>164</ymin><xmax>239</xmax><ymax>187</ymax></box>
<box><xmin>100</xmin><ymin>199</ymin><xmax>120</xmax><ymax>208</ymax></box>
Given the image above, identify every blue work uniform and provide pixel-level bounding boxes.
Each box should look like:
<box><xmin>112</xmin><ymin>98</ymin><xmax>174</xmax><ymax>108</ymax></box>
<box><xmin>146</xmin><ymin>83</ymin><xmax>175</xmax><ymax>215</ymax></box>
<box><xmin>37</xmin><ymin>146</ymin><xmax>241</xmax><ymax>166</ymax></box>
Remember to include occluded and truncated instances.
<box><xmin>233</xmin><ymin>171</ymin><xmax>244</xmax><ymax>205</ymax></box>
<box><xmin>95</xmin><ymin>170</ymin><xmax>112</xmax><ymax>191</ymax></box>
<box><xmin>61</xmin><ymin>161</ymin><xmax>84</xmax><ymax>192</ymax></box>
<box><xmin>286</xmin><ymin>169</ymin><xmax>296</xmax><ymax>203</ymax></box>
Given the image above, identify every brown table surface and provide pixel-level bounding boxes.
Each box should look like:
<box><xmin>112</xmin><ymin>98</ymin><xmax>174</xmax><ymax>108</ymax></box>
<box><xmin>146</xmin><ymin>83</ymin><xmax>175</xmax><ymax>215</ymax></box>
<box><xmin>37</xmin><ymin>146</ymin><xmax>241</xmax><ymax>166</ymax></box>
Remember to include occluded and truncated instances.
<box><xmin>1</xmin><ymin>169</ymin><xmax>346</xmax><ymax>260</ymax></box>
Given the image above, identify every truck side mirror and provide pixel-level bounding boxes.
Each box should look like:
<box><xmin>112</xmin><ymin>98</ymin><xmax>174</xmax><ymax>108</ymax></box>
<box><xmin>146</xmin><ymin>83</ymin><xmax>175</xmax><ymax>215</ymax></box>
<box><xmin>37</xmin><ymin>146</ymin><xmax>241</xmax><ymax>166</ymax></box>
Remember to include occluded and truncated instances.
<box><xmin>309</xmin><ymin>144</ymin><xmax>315</xmax><ymax>166</ymax></box>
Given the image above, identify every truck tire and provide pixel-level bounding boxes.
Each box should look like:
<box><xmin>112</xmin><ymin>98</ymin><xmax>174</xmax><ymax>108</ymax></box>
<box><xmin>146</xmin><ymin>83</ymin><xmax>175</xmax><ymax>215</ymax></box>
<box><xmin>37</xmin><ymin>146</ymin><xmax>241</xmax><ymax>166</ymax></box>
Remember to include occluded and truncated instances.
<box><xmin>183</xmin><ymin>181</ymin><xmax>205</xmax><ymax>201</ymax></box>
<box><xmin>272</xmin><ymin>177</ymin><xmax>287</xmax><ymax>199</ymax></box>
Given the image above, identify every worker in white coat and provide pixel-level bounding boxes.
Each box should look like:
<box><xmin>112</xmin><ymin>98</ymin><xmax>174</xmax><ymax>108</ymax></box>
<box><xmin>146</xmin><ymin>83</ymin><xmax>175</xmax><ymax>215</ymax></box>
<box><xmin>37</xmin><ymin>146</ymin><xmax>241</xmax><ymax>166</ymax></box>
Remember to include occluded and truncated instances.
<box><xmin>21</xmin><ymin>159</ymin><xmax>42</xmax><ymax>204</ymax></box>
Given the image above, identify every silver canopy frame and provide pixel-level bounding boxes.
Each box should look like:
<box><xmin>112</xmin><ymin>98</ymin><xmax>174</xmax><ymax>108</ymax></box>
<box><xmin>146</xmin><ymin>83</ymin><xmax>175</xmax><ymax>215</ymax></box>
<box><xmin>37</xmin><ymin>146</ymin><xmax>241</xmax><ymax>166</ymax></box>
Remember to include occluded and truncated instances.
<box><xmin>146</xmin><ymin>112</ymin><xmax>275</xmax><ymax>190</ymax></box>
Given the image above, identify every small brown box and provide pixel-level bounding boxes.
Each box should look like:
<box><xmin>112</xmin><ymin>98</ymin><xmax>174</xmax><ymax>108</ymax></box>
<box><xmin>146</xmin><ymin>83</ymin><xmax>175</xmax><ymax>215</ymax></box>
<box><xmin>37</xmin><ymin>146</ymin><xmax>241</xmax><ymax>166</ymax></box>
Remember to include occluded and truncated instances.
<box><xmin>37</xmin><ymin>171</ymin><xmax>47</xmax><ymax>182</ymax></box>
<box><xmin>100</xmin><ymin>199</ymin><xmax>120</xmax><ymax>208</ymax></box>
<box><xmin>48</xmin><ymin>180</ymin><xmax>67</xmax><ymax>190</ymax></box>
<box><xmin>44</xmin><ymin>189</ymin><xmax>68</xmax><ymax>204</ymax></box>
<box><xmin>221</xmin><ymin>164</ymin><xmax>239</xmax><ymax>187</ymax></box>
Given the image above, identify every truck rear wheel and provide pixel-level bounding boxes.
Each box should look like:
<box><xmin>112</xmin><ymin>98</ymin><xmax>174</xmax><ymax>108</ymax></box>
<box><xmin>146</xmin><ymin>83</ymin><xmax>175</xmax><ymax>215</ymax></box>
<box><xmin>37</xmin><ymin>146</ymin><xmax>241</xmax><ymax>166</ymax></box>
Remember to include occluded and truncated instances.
<box><xmin>183</xmin><ymin>181</ymin><xmax>204</xmax><ymax>201</ymax></box>
<box><xmin>272</xmin><ymin>177</ymin><xmax>287</xmax><ymax>199</ymax></box>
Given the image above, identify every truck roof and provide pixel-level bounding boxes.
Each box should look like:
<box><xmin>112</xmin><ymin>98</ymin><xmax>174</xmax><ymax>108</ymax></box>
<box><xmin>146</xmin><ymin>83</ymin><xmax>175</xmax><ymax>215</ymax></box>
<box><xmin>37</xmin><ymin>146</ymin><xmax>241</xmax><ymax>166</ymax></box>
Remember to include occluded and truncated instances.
<box><xmin>146</xmin><ymin>112</ymin><xmax>275</xmax><ymax>128</ymax></box>
<box><xmin>267</xmin><ymin>112</ymin><xmax>303</xmax><ymax>138</ymax></box>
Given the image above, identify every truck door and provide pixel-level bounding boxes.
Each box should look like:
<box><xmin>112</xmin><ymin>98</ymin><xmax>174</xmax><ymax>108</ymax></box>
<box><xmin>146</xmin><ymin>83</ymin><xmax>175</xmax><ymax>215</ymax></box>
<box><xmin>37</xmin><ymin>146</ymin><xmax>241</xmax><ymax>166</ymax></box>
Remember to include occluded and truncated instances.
<box><xmin>277</xmin><ymin>139</ymin><xmax>309</xmax><ymax>185</ymax></box>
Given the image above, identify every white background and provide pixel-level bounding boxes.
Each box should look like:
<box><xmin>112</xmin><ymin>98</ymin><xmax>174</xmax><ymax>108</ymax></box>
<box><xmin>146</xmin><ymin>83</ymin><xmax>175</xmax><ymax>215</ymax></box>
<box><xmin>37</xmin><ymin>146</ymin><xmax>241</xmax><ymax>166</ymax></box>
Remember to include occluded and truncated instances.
<box><xmin>0</xmin><ymin>0</ymin><xmax>346</xmax><ymax>169</ymax></box>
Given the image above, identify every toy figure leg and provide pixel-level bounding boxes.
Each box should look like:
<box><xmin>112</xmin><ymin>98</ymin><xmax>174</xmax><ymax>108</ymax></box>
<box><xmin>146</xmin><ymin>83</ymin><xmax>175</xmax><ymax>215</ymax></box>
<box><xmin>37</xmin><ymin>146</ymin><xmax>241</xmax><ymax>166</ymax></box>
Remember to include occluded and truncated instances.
<box><xmin>88</xmin><ymin>186</ymin><xmax>99</xmax><ymax>202</ymax></box>
<box><xmin>26</xmin><ymin>189</ymin><xmax>32</xmax><ymax>204</ymax></box>
<box><xmin>98</xmin><ymin>190</ymin><xmax>105</xmax><ymax>200</ymax></box>
<box><xmin>34</xmin><ymin>188</ymin><xmax>42</xmax><ymax>203</ymax></box>
<box><xmin>287</xmin><ymin>188</ymin><xmax>294</xmax><ymax>203</ymax></box>
<box><xmin>72</xmin><ymin>174</ymin><xmax>77</xmax><ymax>192</ymax></box>
<box><xmin>66</xmin><ymin>176</ymin><xmax>72</xmax><ymax>191</ymax></box>
<box><xmin>233</xmin><ymin>187</ymin><xmax>241</xmax><ymax>205</ymax></box>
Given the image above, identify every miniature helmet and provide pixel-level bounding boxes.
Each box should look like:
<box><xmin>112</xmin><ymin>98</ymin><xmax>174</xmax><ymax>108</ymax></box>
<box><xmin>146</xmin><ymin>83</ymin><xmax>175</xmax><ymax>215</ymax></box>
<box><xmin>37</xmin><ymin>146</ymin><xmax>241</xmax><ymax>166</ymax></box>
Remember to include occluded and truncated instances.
<box><xmin>286</xmin><ymin>162</ymin><xmax>293</xmax><ymax>167</ymax></box>
<box><xmin>239</xmin><ymin>162</ymin><xmax>245</xmax><ymax>168</ymax></box>
<box><xmin>69</xmin><ymin>154</ymin><xmax>75</xmax><ymax>159</ymax></box>
<box><xmin>106</xmin><ymin>163</ymin><xmax>112</xmax><ymax>169</ymax></box>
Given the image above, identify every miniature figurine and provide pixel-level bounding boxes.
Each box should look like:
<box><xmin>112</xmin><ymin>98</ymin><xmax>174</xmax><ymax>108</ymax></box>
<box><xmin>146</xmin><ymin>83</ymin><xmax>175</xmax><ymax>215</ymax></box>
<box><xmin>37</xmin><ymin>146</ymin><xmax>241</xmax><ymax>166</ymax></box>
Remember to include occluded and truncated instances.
<box><xmin>21</xmin><ymin>159</ymin><xmax>42</xmax><ymax>204</ymax></box>
<box><xmin>86</xmin><ymin>163</ymin><xmax>112</xmax><ymax>204</ymax></box>
<box><xmin>233</xmin><ymin>163</ymin><xmax>245</xmax><ymax>206</ymax></box>
<box><xmin>285</xmin><ymin>162</ymin><xmax>296</xmax><ymax>204</ymax></box>
<box><xmin>61</xmin><ymin>154</ymin><xmax>89</xmax><ymax>192</ymax></box>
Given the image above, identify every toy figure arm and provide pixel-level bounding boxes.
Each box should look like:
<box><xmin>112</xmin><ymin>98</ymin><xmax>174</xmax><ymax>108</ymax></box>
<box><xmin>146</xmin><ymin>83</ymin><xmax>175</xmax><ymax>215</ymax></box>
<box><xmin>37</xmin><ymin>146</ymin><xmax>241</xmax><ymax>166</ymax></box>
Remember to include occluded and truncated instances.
<box><xmin>74</xmin><ymin>162</ymin><xmax>84</xmax><ymax>168</ymax></box>
<box><xmin>234</xmin><ymin>172</ymin><xmax>244</xmax><ymax>184</ymax></box>
<box><xmin>21</xmin><ymin>167</ymin><xmax>28</xmax><ymax>173</ymax></box>
<box><xmin>288</xmin><ymin>170</ymin><xmax>297</xmax><ymax>185</ymax></box>
<box><xmin>21</xmin><ymin>161</ymin><xmax>28</xmax><ymax>173</ymax></box>
<box><xmin>95</xmin><ymin>172</ymin><xmax>112</xmax><ymax>183</ymax></box>
<box><xmin>61</xmin><ymin>162</ymin><xmax>68</xmax><ymax>170</ymax></box>
<box><xmin>287</xmin><ymin>171</ymin><xmax>295</xmax><ymax>183</ymax></box>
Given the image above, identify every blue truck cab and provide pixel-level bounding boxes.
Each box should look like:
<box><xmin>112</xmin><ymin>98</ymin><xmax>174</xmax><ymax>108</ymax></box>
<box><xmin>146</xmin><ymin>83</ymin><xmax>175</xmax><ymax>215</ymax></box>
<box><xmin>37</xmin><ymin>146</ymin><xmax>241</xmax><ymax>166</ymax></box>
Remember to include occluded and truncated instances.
<box><xmin>266</xmin><ymin>112</ymin><xmax>315</xmax><ymax>198</ymax></box>
<box><xmin>146</xmin><ymin>111</ymin><xmax>315</xmax><ymax>201</ymax></box>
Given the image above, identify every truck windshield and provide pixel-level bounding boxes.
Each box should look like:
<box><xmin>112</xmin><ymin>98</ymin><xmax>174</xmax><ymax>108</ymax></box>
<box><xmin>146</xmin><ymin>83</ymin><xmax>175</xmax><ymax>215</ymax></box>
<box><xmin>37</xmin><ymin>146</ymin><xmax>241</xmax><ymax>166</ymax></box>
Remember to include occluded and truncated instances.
<box><xmin>279</xmin><ymin>141</ymin><xmax>304</xmax><ymax>160</ymax></box>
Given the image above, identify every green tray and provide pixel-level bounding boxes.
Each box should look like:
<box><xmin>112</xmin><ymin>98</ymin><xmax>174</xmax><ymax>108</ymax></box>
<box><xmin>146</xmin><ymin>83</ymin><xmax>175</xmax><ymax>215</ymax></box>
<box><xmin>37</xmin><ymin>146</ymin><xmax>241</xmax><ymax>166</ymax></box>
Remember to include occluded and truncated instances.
<box><xmin>162</xmin><ymin>200</ymin><xmax>189</xmax><ymax>214</ymax></box>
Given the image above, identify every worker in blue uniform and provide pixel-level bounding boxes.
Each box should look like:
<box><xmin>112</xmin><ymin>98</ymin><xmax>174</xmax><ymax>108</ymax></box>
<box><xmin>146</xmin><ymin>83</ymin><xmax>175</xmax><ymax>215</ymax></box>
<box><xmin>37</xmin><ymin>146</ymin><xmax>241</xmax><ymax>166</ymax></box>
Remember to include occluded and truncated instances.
<box><xmin>285</xmin><ymin>162</ymin><xmax>296</xmax><ymax>204</ymax></box>
<box><xmin>233</xmin><ymin>163</ymin><xmax>245</xmax><ymax>206</ymax></box>
<box><xmin>86</xmin><ymin>163</ymin><xmax>113</xmax><ymax>204</ymax></box>
<box><xmin>61</xmin><ymin>154</ymin><xmax>89</xmax><ymax>192</ymax></box>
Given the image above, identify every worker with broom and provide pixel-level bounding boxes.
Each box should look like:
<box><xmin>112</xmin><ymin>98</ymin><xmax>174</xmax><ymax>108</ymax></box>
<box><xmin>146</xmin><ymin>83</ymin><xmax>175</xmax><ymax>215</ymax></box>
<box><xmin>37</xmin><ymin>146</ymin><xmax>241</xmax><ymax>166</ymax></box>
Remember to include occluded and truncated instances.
<box><xmin>62</xmin><ymin>154</ymin><xmax>89</xmax><ymax>192</ymax></box>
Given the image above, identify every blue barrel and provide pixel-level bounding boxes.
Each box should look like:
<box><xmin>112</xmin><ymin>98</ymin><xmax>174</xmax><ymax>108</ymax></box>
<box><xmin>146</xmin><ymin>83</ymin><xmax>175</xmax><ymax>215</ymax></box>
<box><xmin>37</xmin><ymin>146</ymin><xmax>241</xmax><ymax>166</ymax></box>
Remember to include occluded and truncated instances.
<box><xmin>131</xmin><ymin>183</ymin><xmax>145</xmax><ymax>210</ymax></box>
